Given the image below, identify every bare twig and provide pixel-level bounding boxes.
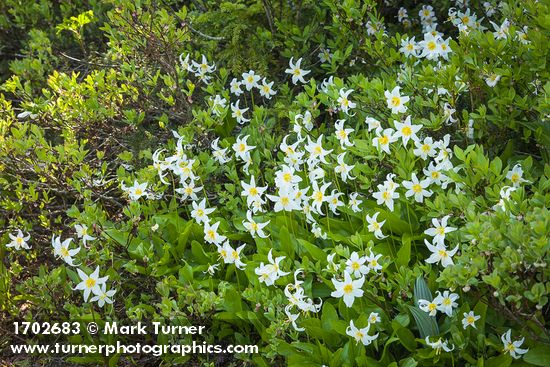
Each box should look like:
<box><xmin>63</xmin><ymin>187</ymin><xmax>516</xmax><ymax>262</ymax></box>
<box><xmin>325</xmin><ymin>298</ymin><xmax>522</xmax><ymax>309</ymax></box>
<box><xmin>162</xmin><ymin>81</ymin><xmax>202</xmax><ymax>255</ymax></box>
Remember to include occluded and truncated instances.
<box><xmin>182</xmin><ymin>21</ymin><xmax>224</xmax><ymax>41</ymax></box>
<box><xmin>59</xmin><ymin>52</ymin><xmax>116</xmax><ymax>68</ymax></box>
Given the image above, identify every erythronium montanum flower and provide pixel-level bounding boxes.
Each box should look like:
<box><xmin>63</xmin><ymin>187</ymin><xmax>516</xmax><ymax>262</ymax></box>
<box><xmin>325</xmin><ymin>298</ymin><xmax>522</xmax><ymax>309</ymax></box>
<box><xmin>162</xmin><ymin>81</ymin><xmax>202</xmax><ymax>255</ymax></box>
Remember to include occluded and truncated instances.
<box><xmin>331</xmin><ymin>272</ymin><xmax>365</xmax><ymax>307</ymax></box>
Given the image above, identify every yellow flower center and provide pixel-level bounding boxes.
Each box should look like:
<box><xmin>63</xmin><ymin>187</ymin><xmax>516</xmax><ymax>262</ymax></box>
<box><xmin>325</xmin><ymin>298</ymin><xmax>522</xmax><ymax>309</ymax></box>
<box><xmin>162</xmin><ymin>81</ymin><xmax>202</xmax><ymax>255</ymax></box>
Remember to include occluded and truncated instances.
<box><xmin>379</xmin><ymin>135</ymin><xmax>389</xmax><ymax>145</ymax></box>
<box><xmin>412</xmin><ymin>184</ymin><xmax>422</xmax><ymax>193</ymax></box>
<box><xmin>427</xmin><ymin>41</ymin><xmax>437</xmax><ymax>51</ymax></box>
<box><xmin>60</xmin><ymin>247</ymin><xmax>70</xmax><ymax>257</ymax></box>
<box><xmin>391</xmin><ymin>96</ymin><xmax>401</xmax><ymax>106</ymax></box>
<box><xmin>402</xmin><ymin>126</ymin><xmax>412</xmax><ymax>136</ymax></box>
<box><xmin>436</xmin><ymin>227</ymin><xmax>446</xmax><ymax>236</ymax></box>
<box><xmin>343</xmin><ymin>284</ymin><xmax>354</xmax><ymax>294</ymax></box>
<box><xmin>249</xmin><ymin>187</ymin><xmax>258</xmax><ymax>196</ymax></box>
<box><xmin>314</xmin><ymin>191</ymin><xmax>323</xmax><ymax>202</ymax></box>
<box><xmin>85</xmin><ymin>278</ymin><xmax>96</xmax><ymax>289</ymax></box>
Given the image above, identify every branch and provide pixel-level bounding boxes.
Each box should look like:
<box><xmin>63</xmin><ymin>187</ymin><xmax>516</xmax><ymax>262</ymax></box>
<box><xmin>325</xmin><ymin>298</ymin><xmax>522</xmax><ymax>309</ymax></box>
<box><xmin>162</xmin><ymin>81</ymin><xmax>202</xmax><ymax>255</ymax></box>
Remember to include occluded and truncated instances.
<box><xmin>182</xmin><ymin>21</ymin><xmax>224</xmax><ymax>41</ymax></box>
<box><xmin>59</xmin><ymin>52</ymin><xmax>116</xmax><ymax>68</ymax></box>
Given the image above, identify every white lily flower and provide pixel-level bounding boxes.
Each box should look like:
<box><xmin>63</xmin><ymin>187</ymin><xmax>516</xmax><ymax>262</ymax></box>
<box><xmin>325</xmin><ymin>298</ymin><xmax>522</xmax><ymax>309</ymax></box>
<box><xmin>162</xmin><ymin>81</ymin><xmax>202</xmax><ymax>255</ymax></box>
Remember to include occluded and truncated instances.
<box><xmin>73</xmin><ymin>266</ymin><xmax>108</xmax><ymax>302</ymax></box>
<box><xmin>366</xmin><ymin>212</ymin><xmax>387</xmax><ymax>239</ymax></box>
<box><xmin>7</xmin><ymin>230</ymin><xmax>31</xmax><ymax>250</ymax></box>
<box><xmin>52</xmin><ymin>235</ymin><xmax>80</xmax><ymax>266</ymax></box>
<box><xmin>285</xmin><ymin>57</ymin><xmax>310</xmax><ymax>84</ymax></box>
<box><xmin>501</xmin><ymin>329</ymin><xmax>529</xmax><ymax>359</ymax></box>
<box><xmin>331</xmin><ymin>272</ymin><xmax>365</xmax><ymax>307</ymax></box>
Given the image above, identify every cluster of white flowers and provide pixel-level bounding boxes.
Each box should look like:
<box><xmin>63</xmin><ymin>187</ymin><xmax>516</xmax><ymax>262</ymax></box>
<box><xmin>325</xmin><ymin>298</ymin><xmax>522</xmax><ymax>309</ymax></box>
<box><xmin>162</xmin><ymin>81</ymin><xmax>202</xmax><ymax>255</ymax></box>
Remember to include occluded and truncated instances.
<box><xmin>397</xmin><ymin>7</ymin><xmax>411</xmax><ymax>28</ymax></box>
<box><xmin>418</xmin><ymin>290</ymin><xmax>459</xmax><ymax>317</ymax></box>
<box><xmin>449</xmin><ymin>8</ymin><xmax>485</xmax><ymax>34</ymax></box>
<box><xmin>400</xmin><ymin>32</ymin><xmax>452</xmax><ymax>61</ymax></box>
<box><xmin>284</xmin><ymin>270</ymin><xmax>322</xmax><ymax>331</ymax></box>
<box><xmin>111</xmin><ymin>7</ymin><xmax>534</xmax><ymax>353</ymax></box>
<box><xmin>419</xmin><ymin>5</ymin><xmax>437</xmax><ymax>31</ymax></box>
<box><xmin>179</xmin><ymin>53</ymin><xmax>216</xmax><ymax>83</ymax></box>
<box><xmin>51</xmin><ymin>224</ymin><xmax>115</xmax><ymax>308</ymax></box>
<box><xmin>233</xmin><ymin>70</ymin><xmax>277</xmax><ymax>100</ymax></box>
<box><xmin>423</xmin><ymin>215</ymin><xmax>458</xmax><ymax>268</ymax></box>
<box><xmin>4</xmin><ymin>3</ymin><xmax>539</xmax><ymax>361</ymax></box>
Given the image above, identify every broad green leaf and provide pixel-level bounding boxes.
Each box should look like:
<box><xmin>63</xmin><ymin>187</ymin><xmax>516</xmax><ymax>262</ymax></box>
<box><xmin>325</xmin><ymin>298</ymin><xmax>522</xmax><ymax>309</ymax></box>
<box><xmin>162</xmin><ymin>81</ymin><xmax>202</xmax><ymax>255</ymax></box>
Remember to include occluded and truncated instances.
<box><xmin>414</xmin><ymin>277</ymin><xmax>433</xmax><ymax>305</ymax></box>
<box><xmin>396</xmin><ymin>327</ymin><xmax>417</xmax><ymax>351</ymax></box>
<box><xmin>524</xmin><ymin>346</ymin><xmax>550</xmax><ymax>366</ymax></box>
<box><xmin>407</xmin><ymin>305</ymin><xmax>439</xmax><ymax>339</ymax></box>
<box><xmin>396</xmin><ymin>233</ymin><xmax>411</xmax><ymax>268</ymax></box>
<box><xmin>297</xmin><ymin>238</ymin><xmax>326</xmax><ymax>262</ymax></box>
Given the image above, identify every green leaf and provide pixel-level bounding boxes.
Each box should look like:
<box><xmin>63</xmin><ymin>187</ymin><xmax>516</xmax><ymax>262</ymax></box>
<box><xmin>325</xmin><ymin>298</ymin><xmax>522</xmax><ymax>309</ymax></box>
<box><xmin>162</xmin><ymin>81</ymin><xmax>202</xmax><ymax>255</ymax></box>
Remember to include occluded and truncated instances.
<box><xmin>414</xmin><ymin>277</ymin><xmax>433</xmax><ymax>305</ymax></box>
<box><xmin>191</xmin><ymin>240</ymin><xmax>211</xmax><ymax>264</ymax></box>
<box><xmin>473</xmin><ymin>298</ymin><xmax>488</xmax><ymax>335</ymax></box>
<box><xmin>321</xmin><ymin>302</ymin><xmax>338</xmax><ymax>331</ymax></box>
<box><xmin>400</xmin><ymin>357</ymin><xmax>418</xmax><ymax>367</ymax></box>
<box><xmin>407</xmin><ymin>305</ymin><xmax>439</xmax><ymax>339</ymax></box>
<box><xmin>396</xmin><ymin>327</ymin><xmax>417</xmax><ymax>352</ymax></box>
<box><xmin>396</xmin><ymin>233</ymin><xmax>411</xmax><ymax>268</ymax></box>
<box><xmin>524</xmin><ymin>346</ymin><xmax>550</xmax><ymax>366</ymax></box>
<box><xmin>485</xmin><ymin>353</ymin><xmax>512</xmax><ymax>367</ymax></box>
<box><xmin>278</xmin><ymin>225</ymin><xmax>295</xmax><ymax>259</ymax></box>
<box><xmin>297</xmin><ymin>239</ymin><xmax>326</xmax><ymax>262</ymax></box>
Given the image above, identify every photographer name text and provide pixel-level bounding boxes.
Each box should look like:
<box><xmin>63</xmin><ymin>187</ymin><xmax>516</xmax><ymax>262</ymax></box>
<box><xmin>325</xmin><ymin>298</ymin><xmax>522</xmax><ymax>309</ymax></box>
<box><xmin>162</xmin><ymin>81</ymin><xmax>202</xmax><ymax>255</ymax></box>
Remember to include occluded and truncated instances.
<box><xmin>104</xmin><ymin>322</ymin><xmax>205</xmax><ymax>335</ymax></box>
